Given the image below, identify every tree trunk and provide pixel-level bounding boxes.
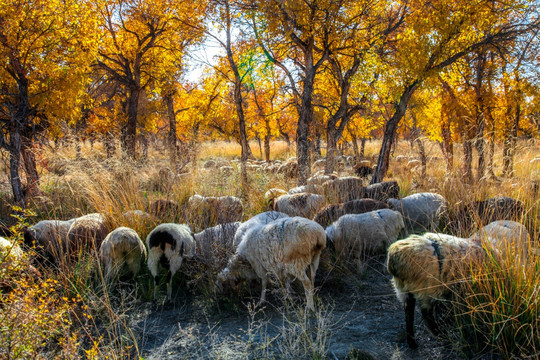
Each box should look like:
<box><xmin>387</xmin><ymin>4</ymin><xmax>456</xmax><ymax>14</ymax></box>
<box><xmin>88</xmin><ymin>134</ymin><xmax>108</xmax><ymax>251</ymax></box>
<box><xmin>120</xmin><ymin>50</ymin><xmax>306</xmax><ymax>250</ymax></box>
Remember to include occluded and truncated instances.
<box><xmin>9</xmin><ymin>133</ymin><xmax>25</xmax><ymax>207</ymax></box>
<box><xmin>463</xmin><ymin>138</ymin><xmax>474</xmax><ymax>184</ymax></box>
<box><xmin>125</xmin><ymin>86</ymin><xmax>140</xmax><ymax>159</ymax></box>
<box><xmin>475</xmin><ymin>122</ymin><xmax>485</xmax><ymax>182</ymax></box>
<box><xmin>164</xmin><ymin>92</ymin><xmax>177</xmax><ymax>165</ymax></box>
<box><xmin>360</xmin><ymin>138</ymin><xmax>366</xmax><ymax>158</ymax></box>
<box><xmin>441</xmin><ymin>122</ymin><xmax>453</xmax><ymax>171</ymax></box>
<box><xmin>351</xmin><ymin>133</ymin><xmax>360</xmax><ymax>162</ymax></box>
<box><xmin>257</xmin><ymin>136</ymin><xmax>263</xmax><ymax>158</ymax></box>
<box><xmin>264</xmin><ymin>130</ymin><xmax>271</xmax><ymax>162</ymax></box>
<box><xmin>325</xmin><ymin>127</ymin><xmax>337</xmax><ymax>175</ymax></box>
<box><xmin>21</xmin><ymin>139</ymin><xmax>40</xmax><ymax>198</ymax></box>
<box><xmin>372</xmin><ymin>82</ymin><xmax>419</xmax><ymax>184</ymax></box>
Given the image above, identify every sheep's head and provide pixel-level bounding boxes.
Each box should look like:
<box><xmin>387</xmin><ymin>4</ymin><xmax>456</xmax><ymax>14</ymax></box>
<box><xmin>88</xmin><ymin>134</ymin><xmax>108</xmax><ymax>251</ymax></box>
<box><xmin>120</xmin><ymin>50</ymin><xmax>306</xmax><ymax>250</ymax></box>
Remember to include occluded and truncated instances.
<box><xmin>215</xmin><ymin>254</ymin><xmax>255</xmax><ymax>293</ymax></box>
<box><xmin>325</xmin><ymin>225</ymin><xmax>335</xmax><ymax>251</ymax></box>
<box><xmin>23</xmin><ymin>227</ymin><xmax>38</xmax><ymax>247</ymax></box>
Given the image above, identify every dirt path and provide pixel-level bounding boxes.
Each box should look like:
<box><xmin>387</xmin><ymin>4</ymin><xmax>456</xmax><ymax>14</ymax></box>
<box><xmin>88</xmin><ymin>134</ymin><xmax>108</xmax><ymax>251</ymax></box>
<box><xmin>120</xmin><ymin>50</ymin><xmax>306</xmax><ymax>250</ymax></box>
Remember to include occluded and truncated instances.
<box><xmin>128</xmin><ymin>259</ymin><xmax>462</xmax><ymax>359</ymax></box>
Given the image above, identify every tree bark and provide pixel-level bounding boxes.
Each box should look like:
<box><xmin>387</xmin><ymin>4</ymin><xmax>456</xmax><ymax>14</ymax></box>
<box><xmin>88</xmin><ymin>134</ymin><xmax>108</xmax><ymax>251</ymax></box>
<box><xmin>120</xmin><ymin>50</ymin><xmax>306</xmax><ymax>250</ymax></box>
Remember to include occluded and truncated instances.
<box><xmin>9</xmin><ymin>133</ymin><xmax>25</xmax><ymax>207</ymax></box>
<box><xmin>372</xmin><ymin>81</ymin><xmax>419</xmax><ymax>184</ymax></box>
<box><xmin>164</xmin><ymin>92</ymin><xmax>177</xmax><ymax>165</ymax></box>
<box><xmin>125</xmin><ymin>86</ymin><xmax>140</xmax><ymax>159</ymax></box>
<box><xmin>21</xmin><ymin>139</ymin><xmax>40</xmax><ymax>198</ymax></box>
<box><xmin>463</xmin><ymin>138</ymin><xmax>474</xmax><ymax>184</ymax></box>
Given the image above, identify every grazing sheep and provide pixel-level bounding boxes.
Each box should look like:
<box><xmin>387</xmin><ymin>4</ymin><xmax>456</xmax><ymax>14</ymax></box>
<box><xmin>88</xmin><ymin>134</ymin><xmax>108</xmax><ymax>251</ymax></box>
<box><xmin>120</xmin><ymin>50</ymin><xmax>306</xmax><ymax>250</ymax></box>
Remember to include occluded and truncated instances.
<box><xmin>276</xmin><ymin>160</ymin><xmax>298</xmax><ymax>178</ymax></box>
<box><xmin>233</xmin><ymin>211</ymin><xmax>290</xmax><ymax>248</ymax></box>
<box><xmin>354</xmin><ymin>165</ymin><xmax>373</xmax><ymax>179</ymax></box>
<box><xmin>387</xmin><ymin>192</ymin><xmax>447</xmax><ymax>235</ymax></box>
<box><xmin>194</xmin><ymin>222</ymin><xmax>242</xmax><ymax>267</ymax></box>
<box><xmin>307</xmin><ymin>174</ymin><xmax>338</xmax><ymax>186</ymax></box>
<box><xmin>122</xmin><ymin>210</ymin><xmax>152</xmax><ymax>225</ymax></box>
<box><xmin>326</xmin><ymin>209</ymin><xmax>405</xmax><ymax>272</ymax></box>
<box><xmin>67</xmin><ymin>213</ymin><xmax>110</xmax><ymax>255</ymax></box>
<box><xmin>99</xmin><ymin>227</ymin><xmax>147</xmax><ymax>280</ymax></box>
<box><xmin>322</xmin><ymin>176</ymin><xmax>365</xmax><ymax>203</ymax></box>
<box><xmin>312</xmin><ymin>199</ymin><xmax>389</xmax><ymax>228</ymax></box>
<box><xmin>273</xmin><ymin>193</ymin><xmax>325</xmax><ymax>219</ymax></box>
<box><xmin>217</xmin><ymin>216</ymin><xmax>326</xmax><ymax>311</ymax></box>
<box><xmin>470</xmin><ymin>220</ymin><xmax>531</xmax><ymax>260</ymax></box>
<box><xmin>188</xmin><ymin>194</ymin><xmax>244</xmax><ymax>227</ymax></box>
<box><xmin>146</xmin><ymin>223</ymin><xmax>196</xmax><ymax>301</ymax></box>
<box><xmin>149</xmin><ymin>199</ymin><xmax>180</xmax><ymax>220</ymax></box>
<box><xmin>387</xmin><ymin>232</ymin><xmax>485</xmax><ymax>348</ymax></box>
<box><xmin>363</xmin><ymin>181</ymin><xmax>400</xmax><ymax>202</ymax></box>
<box><xmin>264</xmin><ymin>188</ymin><xmax>288</xmax><ymax>210</ymax></box>
<box><xmin>24</xmin><ymin>219</ymin><xmax>75</xmax><ymax>262</ymax></box>
<box><xmin>288</xmin><ymin>184</ymin><xmax>323</xmax><ymax>195</ymax></box>
<box><xmin>450</xmin><ymin>196</ymin><xmax>525</xmax><ymax>234</ymax></box>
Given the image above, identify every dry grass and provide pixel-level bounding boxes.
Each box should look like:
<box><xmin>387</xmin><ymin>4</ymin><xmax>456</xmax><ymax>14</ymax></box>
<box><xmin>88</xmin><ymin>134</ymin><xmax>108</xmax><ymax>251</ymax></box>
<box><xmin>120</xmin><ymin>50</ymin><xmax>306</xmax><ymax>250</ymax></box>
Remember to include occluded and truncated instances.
<box><xmin>0</xmin><ymin>137</ymin><xmax>538</xmax><ymax>358</ymax></box>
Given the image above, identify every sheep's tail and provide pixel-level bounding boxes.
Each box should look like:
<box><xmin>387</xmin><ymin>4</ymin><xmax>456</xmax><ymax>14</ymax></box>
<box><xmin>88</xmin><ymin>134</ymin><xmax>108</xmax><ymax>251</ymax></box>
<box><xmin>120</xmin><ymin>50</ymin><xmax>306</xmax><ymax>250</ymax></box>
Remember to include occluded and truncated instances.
<box><xmin>148</xmin><ymin>230</ymin><xmax>177</xmax><ymax>251</ymax></box>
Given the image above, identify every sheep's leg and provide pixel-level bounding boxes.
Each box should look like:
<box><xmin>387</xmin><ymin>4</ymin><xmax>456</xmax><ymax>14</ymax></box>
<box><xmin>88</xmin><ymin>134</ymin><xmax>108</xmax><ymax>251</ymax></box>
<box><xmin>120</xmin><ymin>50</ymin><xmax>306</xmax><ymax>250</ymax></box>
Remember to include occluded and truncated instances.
<box><xmin>258</xmin><ymin>276</ymin><xmax>268</xmax><ymax>306</ymax></box>
<box><xmin>310</xmin><ymin>252</ymin><xmax>321</xmax><ymax>282</ymax></box>
<box><xmin>153</xmin><ymin>275</ymin><xmax>159</xmax><ymax>301</ymax></box>
<box><xmin>421</xmin><ymin>306</ymin><xmax>440</xmax><ymax>336</ymax></box>
<box><xmin>166</xmin><ymin>270</ymin><xmax>173</xmax><ymax>301</ymax></box>
<box><xmin>405</xmin><ymin>292</ymin><xmax>418</xmax><ymax>349</ymax></box>
<box><xmin>300</xmin><ymin>272</ymin><xmax>315</xmax><ymax>312</ymax></box>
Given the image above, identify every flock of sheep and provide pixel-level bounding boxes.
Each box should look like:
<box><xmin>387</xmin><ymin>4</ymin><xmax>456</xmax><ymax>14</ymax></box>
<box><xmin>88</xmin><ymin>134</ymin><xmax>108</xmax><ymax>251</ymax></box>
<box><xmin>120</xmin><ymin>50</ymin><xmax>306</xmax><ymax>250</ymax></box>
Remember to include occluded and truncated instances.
<box><xmin>1</xmin><ymin>167</ymin><xmax>532</xmax><ymax>350</ymax></box>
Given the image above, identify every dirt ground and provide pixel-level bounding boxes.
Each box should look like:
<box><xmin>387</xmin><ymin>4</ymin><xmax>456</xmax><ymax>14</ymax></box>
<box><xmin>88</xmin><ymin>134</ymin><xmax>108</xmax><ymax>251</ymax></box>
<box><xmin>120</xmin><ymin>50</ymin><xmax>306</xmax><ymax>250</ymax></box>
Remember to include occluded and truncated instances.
<box><xmin>124</xmin><ymin>257</ymin><xmax>474</xmax><ymax>360</ymax></box>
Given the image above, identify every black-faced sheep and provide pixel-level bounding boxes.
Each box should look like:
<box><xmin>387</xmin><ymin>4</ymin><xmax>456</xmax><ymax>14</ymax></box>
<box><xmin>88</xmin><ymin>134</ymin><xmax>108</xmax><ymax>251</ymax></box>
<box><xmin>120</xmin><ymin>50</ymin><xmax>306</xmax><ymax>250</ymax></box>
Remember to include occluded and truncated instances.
<box><xmin>188</xmin><ymin>194</ymin><xmax>244</xmax><ymax>227</ymax></box>
<box><xmin>67</xmin><ymin>213</ymin><xmax>110</xmax><ymax>256</ymax></box>
<box><xmin>312</xmin><ymin>199</ymin><xmax>390</xmax><ymax>228</ymax></box>
<box><xmin>322</xmin><ymin>176</ymin><xmax>365</xmax><ymax>203</ymax></box>
<box><xmin>387</xmin><ymin>192</ymin><xmax>447</xmax><ymax>236</ymax></box>
<box><xmin>216</xmin><ymin>216</ymin><xmax>326</xmax><ymax>311</ymax></box>
<box><xmin>449</xmin><ymin>196</ymin><xmax>525</xmax><ymax>235</ymax></box>
<box><xmin>363</xmin><ymin>181</ymin><xmax>400</xmax><ymax>202</ymax></box>
<box><xmin>99</xmin><ymin>227</ymin><xmax>147</xmax><ymax>280</ymax></box>
<box><xmin>273</xmin><ymin>193</ymin><xmax>325</xmax><ymax>219</ymax></box>
<box><xmin>325</xmin><ymin>209</ymin><xmax>405</xmax><ymax>272</ymax></box>
<box><xmin>146</xmin><ymin>223</ymin><xmax>196</xmax><ymax>301</ymax></box>
<box><xmin>24</xmin><ymin>219</ymin><xmax>75</xmax><ymax>263</ymax></box>
<box><xmin>387</xmin><ymin>232</ymin><xmax>485</xmax><ymax>348</ymax></box>
<box><xmin>233</xmin><ymin>211</ymin><xmax>289</xmax><ymax>248</ymax></box>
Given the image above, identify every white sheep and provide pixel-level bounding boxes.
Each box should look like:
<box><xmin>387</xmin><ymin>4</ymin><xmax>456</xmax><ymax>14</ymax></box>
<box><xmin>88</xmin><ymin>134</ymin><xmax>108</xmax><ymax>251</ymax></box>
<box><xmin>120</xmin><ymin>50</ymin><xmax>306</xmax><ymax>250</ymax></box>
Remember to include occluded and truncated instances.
<box><xmin>99</xmin><ymin>227</ymin><xmax>147</xmax><ymax>280</ymax></box>
<box><xmin>264</xmin><ymin>188</ymin><xmax>288</xmax><ymax>210</ymax></box>
<box><xmin>288</xmin><ymin>184</ymin><xmax>323</xmax><ymax>195</ymax></box>
<box><xmin>146</xmin><ymin>223</ymin><xmax>196</xmax><ymax>301</ymax></box>
<box><xmin>0</xmin><ymin>236</ymin><xmax>23</xmax><ymax>264</ymax></box>
<box><xmin>273</xmin><ymin>193</ymin><xmax>325</xmax><ymax>219</ymax></box>
<box><xmin>387</xmin><ymin>192</ymin><xmax>447</xmax><ymax>235</ymax></box>
<box><xmin>67</xmin><ymin>213</ymin><xmax>110</xmax><ymax>255</ymax></box>
<box><xmin>325</xmin><ymin>209</ymin><xmax>405</xmax><ymax>272</ymax></box>
<box><xmin>322</xmin><ymin>176</ymin><xmax>365</xmax><ymax>203</ymax></box>
<box><xmin>387</xmin><ymin>232</ymin><xmax>485</xmax><ymax>348</ymax></box>
<box><xmin>194</xmin><ymin>221</ymin><xmax>242</xmax><ymax>261</ymax></box>
<box><xmin>217</xmin><ymin>216</ymin><xmax>326</xmax><ymax>311</ymax></box>
<box><xmin>233</xmin><ymin>211</ymin><xmax>289</xmax><ymax>248</ymax></box>
<box><xmin>188</xmin><ymin>194</ymin><xmax>244</xmax><ymax>226</ymax></box>
<box><xmin>469</xmin><ymin>220</ymin><xmax>531</xmax><ymax>261</ymax></box>
<box><xmin>24</xmin><ymin>219</ymin><xmax>75</xmax><ymax>262</ymax></box>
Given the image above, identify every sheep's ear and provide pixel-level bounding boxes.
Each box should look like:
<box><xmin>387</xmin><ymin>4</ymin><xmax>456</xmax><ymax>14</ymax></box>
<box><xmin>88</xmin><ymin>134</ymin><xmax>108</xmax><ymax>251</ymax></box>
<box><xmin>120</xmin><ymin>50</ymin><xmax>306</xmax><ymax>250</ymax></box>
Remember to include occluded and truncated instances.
<box><xmin>180</xmin><ymin>241</ymin><xmax>184</xmax><ymax>257</ymax></box>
